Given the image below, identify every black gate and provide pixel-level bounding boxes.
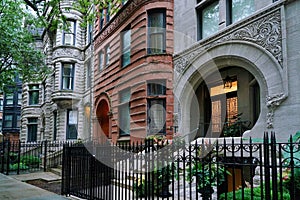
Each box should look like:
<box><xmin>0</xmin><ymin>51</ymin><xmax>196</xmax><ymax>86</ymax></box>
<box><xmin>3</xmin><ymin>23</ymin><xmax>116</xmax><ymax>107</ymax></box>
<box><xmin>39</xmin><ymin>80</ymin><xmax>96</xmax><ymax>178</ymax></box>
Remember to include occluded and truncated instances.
<box><xmin>62</xmin><ymin>143</ymin><xmax>113</xmax><ymax>200</ymax></box>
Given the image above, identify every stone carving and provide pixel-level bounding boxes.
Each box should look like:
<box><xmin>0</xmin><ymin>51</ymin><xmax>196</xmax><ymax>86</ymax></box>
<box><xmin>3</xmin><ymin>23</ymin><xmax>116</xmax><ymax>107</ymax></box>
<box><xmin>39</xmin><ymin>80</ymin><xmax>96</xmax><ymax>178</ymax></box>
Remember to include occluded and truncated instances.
<box><xmin>53</xmin><ymin>47</ymin><xmax>83</xmax><ymax>60</ymax></box>
<box><xmin>266</xmin><ymin>93</ymin><xmax>287</xmax><ymax>128</ymax></box>
<box><xmin>175</xmin><ymin>9</ymin><xmax>283</xmax><ymax>74</ymax></box>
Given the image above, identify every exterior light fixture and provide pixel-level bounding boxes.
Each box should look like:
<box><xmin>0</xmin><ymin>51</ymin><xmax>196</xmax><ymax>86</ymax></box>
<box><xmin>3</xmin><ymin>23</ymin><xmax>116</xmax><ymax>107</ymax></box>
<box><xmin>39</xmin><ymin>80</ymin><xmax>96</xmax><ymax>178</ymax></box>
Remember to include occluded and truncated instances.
<box><xmin>223</xmin><ymin>75</ymin><xmax>232</xmax><ymax>89</ymax></box>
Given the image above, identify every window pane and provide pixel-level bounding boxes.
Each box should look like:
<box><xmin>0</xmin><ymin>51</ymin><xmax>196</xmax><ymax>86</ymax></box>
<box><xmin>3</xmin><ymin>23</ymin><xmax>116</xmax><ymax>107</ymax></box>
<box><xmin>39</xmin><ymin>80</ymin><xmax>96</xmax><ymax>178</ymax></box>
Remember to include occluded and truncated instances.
<box><xmin>231</xmin><ymin>0</ymin><xmax>255</xmax><ymax>23</ymax></box>
<box><xmin>67</xmin><ymin>110</ymin><xmax>78</xmax><ymax>139</ymax></box>
<box><xmin>119</xmin><ymin>89</ymin><xmax>131</xmax><ymax>103</ymax></box>
<box><xmin>0</xmin><ymin>99</ymin><xmax>3</xmax><ymax>111</ymax></box>
<box><xmin>148</xmin><ymin>10</ymin><xmax>165</xmax><ymax>54</ymax></box>
<box><xmin>99</xmin><ymin>51</ymin><xmax>103</xmax><ymax>70</ymax></box>
<box><xmin>122</xmin><ymin>29</ymin><xmax>131</xmax><ymax>67</ymax></box>
<box><xmin>4</xmin><ymin>115</ymin><xmax>13</xmax><ymax>128</ymax></box>
<box><xmin>148</xmin><ymin>99</ymin><xmax>166</xmax><ymax>134</ymax></box>
<box><xmin>119</xmin><ymin>104</ymin><xmax>130</xmax><ymax>135</ymax></box>
<box><xmin>202</xmin><ymin>1</ymin><xmax>219</xmax><ymax>39</ymax></box>
<box><xmin>105</xmin><ymin>46</ymin><xmax>110</xmax><ymax>66</ymax></box>
<box><xmin>68</xmin><ymin>110</ymin><xmax>78</xmax><ymax>125</ymax></box>
<box><xmin>147</xmin><ymin>81</ymin><xmax>166</xmax><ymax>96</ymax></box>
<box><xmin>27</xmin><ymin>117</ymin><xmax>38</xmax><ymax>142</ymax></box>
<box><xmin>62</xmin><ymin>64</ymin><xmax>74</xmax><ymax>90</ymax></box>
<box><xmin>64</xmin><ymin>34</ymin><xmax>73</xmax><ymax>45</ymax></box>
<box><xmin>6</xmin><ymin>93</ymin><xmax>13</xmax><ymax>105</ymax></box>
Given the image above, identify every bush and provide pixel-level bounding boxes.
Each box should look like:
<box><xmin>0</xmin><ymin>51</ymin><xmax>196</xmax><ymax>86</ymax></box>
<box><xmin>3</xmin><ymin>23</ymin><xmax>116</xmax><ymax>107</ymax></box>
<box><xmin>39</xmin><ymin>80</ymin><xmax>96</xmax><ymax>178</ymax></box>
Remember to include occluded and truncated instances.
<box><xmin>9</xmin><ymin>163</ymin><xmax>29</xmax><ymax>171</ymax></box>
<box><xmin>20</xmin><ymin>155</ymin><xmax>41</xmax><ymax>167</ymax></box>
<box><xmin>219</xmin><ymin>184</ymin><xmax>290</xmax><ymax>200</ymax></box>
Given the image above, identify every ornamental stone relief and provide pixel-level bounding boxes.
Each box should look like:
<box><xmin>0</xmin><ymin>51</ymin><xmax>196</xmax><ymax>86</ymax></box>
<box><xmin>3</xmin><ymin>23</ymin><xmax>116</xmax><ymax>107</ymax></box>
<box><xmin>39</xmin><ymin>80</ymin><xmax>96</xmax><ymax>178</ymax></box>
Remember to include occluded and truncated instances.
<box><xmin>266</xmin><ymin>93</ymin><xmax>287</xmax><ymax>129</ymax></box>
<box><xmin>175</xmin><ymin>9</ymin><xmax>283</xmax><ymax>74</ymax></box>
<box><xmin>53</xmin><ymin>47</ymin><xmax>84</xmax><ymax>61</ymax></box>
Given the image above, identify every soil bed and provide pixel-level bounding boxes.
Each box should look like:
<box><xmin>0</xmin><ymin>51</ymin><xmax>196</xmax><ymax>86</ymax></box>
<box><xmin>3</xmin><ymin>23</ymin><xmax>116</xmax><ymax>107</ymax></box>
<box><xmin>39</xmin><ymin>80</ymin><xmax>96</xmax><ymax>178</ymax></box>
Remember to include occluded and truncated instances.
<box><xmin>27</xmin><ymin>179</ymin><xmax>61</xmax><ymax>195</ymax></box>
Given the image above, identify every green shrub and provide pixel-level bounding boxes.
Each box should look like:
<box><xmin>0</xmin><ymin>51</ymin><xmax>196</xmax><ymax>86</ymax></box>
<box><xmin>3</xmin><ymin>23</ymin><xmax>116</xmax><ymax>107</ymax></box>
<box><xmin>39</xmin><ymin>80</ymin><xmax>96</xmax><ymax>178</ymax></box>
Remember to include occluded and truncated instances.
<box><xmin>219</xmin><ymin>184</ymin><xmax>290</xmax><ymax>200</ymax></box>
<box><xmin>9</xmin><ymin>163</ymin><xmax>29</xmax><ymax>171</ymax></box>
<box><xmin>20</xmin><ymin>155</ymin><xmax>41</xmax><ymax>166</ymax></box>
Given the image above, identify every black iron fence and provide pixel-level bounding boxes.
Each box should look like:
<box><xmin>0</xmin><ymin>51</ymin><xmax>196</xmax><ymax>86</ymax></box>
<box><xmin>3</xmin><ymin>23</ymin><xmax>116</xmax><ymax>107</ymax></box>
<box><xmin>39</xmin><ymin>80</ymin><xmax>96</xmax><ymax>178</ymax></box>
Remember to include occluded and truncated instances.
<box><xmin>0</xmin><ymin>140</ymin><xmax>73</xmax><ymax>175</ymax></box>
<box><xmin>62</xmin><ymin>132</ymin><xmax>300</xmax><ymax>200</ymax></box>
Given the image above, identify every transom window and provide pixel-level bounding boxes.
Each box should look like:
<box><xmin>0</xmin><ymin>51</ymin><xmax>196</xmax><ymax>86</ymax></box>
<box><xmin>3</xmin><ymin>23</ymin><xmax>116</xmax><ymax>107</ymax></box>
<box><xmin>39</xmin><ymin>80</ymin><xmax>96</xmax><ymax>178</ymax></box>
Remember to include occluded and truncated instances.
<box><xmin>147</xmin><ymin>80</ymin><xmax>166</xmax><ymax>96</ymax></box>
<box><xmin>148</xmin><ymin>9</ymin><xmax>166</xmax><ymax>54</ymax></box>
<box><xmin>62</xmin><ymin>63</ymin><xmax>75</xmax><ymax>90</ymax></box>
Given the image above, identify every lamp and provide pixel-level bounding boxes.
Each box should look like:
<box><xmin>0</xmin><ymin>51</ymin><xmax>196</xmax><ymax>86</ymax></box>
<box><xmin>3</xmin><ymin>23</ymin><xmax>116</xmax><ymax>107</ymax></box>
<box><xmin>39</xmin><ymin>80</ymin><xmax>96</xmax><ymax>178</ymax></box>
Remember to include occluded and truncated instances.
<box><xmin>223</xmin><ymin>75</ymin><xmax>232</xmax><ymax>89</ymax></box>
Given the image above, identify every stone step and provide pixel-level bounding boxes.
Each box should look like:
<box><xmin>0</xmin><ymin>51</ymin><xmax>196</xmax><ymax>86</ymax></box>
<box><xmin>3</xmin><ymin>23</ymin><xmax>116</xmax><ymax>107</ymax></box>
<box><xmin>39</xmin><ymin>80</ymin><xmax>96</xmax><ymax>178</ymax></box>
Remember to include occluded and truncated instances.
<box><xmin>49</xmin><ymin>167</ymin><xmax>62</xmax><ymax>177</ymax></box>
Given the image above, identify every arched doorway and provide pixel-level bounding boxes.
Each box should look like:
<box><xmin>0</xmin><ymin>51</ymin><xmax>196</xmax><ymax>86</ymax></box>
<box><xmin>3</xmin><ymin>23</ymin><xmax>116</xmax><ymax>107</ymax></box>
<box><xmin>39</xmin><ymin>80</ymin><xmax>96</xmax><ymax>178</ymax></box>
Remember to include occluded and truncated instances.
<box><xmin>195</xmin><ymin>67</ymin><xmax>260</xmax><ymax>138</ymax></box>
<box><xmin>96</xmin><ymin>99</ymin><xmax>110</xmax><ymax>139</ymax></box>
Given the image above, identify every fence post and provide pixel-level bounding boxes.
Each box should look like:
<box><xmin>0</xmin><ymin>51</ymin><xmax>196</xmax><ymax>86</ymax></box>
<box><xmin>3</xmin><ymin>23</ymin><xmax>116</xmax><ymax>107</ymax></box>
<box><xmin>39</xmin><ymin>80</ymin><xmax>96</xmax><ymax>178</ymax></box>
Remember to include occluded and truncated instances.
<box><xmin>17</xmin><ymin>140</ymin><xmax>21</xmax><ymax>175</ymax></box>
<box><xmin>6</xmin><ymin>140</ymin><xmax>10</xmax><ymax>175</ymax></box>
<box><xmin>264</xmin><ymin>132</ymin><xmax>271</xmax><ymax>200</ymax></box>
<box><xmin>271</xmin><ymin>132</ymin><xmax>278</xmax><ymax>200</ymax></box>
<box><xmin>44</xmin><ymin>140</ymin><xmax>48</xmax><ymax>172</ymax></box>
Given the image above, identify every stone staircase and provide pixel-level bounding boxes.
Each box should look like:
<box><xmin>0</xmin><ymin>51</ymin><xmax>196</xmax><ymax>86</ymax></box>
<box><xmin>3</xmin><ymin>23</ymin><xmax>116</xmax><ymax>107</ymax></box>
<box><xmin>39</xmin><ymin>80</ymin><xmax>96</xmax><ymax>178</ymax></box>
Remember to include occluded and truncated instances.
<box><xmin>49</xmin><ymin>165</ymin><xmax>62</xmax><ymax>177</ymax></box>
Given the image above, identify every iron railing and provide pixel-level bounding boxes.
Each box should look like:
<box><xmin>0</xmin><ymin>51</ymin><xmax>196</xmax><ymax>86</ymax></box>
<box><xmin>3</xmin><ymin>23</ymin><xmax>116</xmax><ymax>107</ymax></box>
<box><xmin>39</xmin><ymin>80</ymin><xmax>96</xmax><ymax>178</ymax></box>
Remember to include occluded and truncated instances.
<box><xmin>0</xmin><ymin>140</ymin><xmax>74</xmax><ymax>175</ymax></box>
<box><xmin>62</xmin><ymin>132</ymin><xmax>300</xmax><ymax>200</ymax></box>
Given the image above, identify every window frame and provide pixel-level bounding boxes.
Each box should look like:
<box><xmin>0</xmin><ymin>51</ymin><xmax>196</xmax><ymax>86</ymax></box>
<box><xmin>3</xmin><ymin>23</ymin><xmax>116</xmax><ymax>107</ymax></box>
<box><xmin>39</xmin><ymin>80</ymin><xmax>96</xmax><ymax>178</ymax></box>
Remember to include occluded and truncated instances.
<box><xmin>147</xmin><ymin>9</ymin><xmax>166</xmax><ymax>54</ymax></box>
<box><xmin>28</xmin><ymin>84</ymin><xmax>39</xmax><ymax>105</ymax></box>
<box><xmin>66</xmin><ymin>109</ymin><xmax>78</xmax><ymax>140</ymax></box>
<box><xmin>61</xmin><ymin>63</ymin><xmax>75</xmax><ymax>90</ymax></box>
<box><xmin>197</xmin><ymin>0</ymin><xmax>220</xmax><ymax>40</ymax></box>
<box><xmin>118</xmin><ymin>89</ymin><xmax>131</xmax><ymax>136</ymax></box>
<box><xmin>147</xmin><ymin>80</ymin><xmax>167</xmax><ymax>135</ymax></box>
<box><xmin>62</xmin><ymin>20</ymin><xmax>76</xmax><ymax>45</ymax></box>
<box><xmin>105</xmin><ymin>45</ymin><xmax>110</xmax><ymax>67</ymax></box>
<box><xmin>27</xmin><ymin>117</ymin><xmax>38</xmax><ymax>142</ymax></box>
<box><xmin>121</xmin><ymin>27</ymin><xmax>131</xmax><ymax>67</ymax></box>
<box><xmin>98</xmin><ymin>51</ymin><xmax>104</xmax><ymax>71</ymax></box>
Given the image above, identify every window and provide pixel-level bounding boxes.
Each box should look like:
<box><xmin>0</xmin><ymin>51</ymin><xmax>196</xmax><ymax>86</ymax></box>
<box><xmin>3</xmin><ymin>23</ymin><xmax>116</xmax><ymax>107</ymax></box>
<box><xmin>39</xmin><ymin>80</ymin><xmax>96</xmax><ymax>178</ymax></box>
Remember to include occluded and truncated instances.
<box><xmin>148</xmin><ymin>9</ymin><xmax>166</xmax><ymax>54</ymax></box>
<box><xmin>63</xmin><ymin>20</ymin><xmax>76</xmax><ymax>45</ymax></box>
<box><xmin>98</xmin><ymin>51</ymin><xmax>104</xmax><ymax>71</ymax></box>
<box><xmin>148</xmin><ymin>99</ymin><xmax>166</xmax><ymax>134</ymax></box>
<box><xmin>229</xmin><ymin>0</ymin><xmax>255</xmax><ymax>24</ymax></box>
<box><xmin>99</xmin><ymin>9</ymin><xmax>104</xmax><ymax>31</ymax></box>
<box><xmin>27</xmin><ymin>118</ymin><xmax>38</xmax><ymax>142</ymax></box>
<box><xmin>105</xmin><ymin>45</ymin><xmax>110</xmax><ymax>66</ymax></box>
<box><xmin>62</xmin><ymin>63</ymin><xmax>74</xmax><ymax>90</ymax></box>
<box><xmin>67</xmin><ymin>110</ymin><xmax>78</xmax><ymax>139</ymax></box>
<box><xmin>5</xmin><ymin>93</ymin><xmax>13</xmax><ymax>105</ymax></box>
<box><xmin>53</xmin><ymin>111</ymin><xmax>57</xmax><ymax>141</ymax></box>
<box><xmin>28</xmin><ymin>85</ymin><xmax>39</xmax><ymax>105</ymax></box>
<box><xmin>16</xmin><ymin>114</ymin><xmax>21</xmax><ymax>128</ymax></box>
<box><xmin>18</xmin><ymin>92</ymin><xmax>22</xmax><ymax>105</ymax></box>
<box><xmin>86</xmin><ymin>61</ymin><xmax>91</xmax><ymax>88</ymax></box>
<box><xmin>119</xmin><ymin>89</ymin><xmax>130</xmax><ymax>136</ymax></box>
<box><xmin>87</xmin><ymin>22</ymin><xmax>93</xmax><ymax>44</ymax></box>
<box><xmin>147</xmin><ymin>81</ymin><xmax>166</xmax><ymax>134</ymax></box>
<box><xmin>3</xmin><ymin>114</ymin><xmax>13</xmax><ymax>128</ymax></box>
<box><xmin>200</xmin><ymin>1</ymin><xmax>219</xmax><ymax>39</ymax></box>
<box><xmin>121</xmin><ymin>28</ymin><xmax>131</xmax><ymax>67</ymax></box>
<box><xmin>147</xmin><ymin>80</ymin><xmax>166</xmax><ymax>96</ymax></box>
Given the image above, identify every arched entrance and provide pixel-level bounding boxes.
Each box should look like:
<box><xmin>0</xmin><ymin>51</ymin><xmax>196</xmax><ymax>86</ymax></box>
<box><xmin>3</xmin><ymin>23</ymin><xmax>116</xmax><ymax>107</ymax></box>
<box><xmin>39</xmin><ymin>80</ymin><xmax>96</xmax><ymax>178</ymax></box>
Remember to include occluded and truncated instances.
<box><xmin>195</xmin><ymin>67</ymin><xmax>260</xmax><ymax>138</ymax></box>
<box><xmin>96</xmin><ymin>99</ymin><xmax>110</xmax><ymax>140</ymax></box>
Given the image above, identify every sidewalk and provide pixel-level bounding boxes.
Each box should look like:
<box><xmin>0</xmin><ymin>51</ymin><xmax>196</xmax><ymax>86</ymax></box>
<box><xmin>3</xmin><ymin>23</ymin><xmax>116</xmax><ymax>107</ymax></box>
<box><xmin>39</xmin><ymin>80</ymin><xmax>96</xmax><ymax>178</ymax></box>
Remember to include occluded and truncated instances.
<box><xmin>0</xmin><ymin>172</ymin><xmax>69</xmax><ymax>200</ymax></box>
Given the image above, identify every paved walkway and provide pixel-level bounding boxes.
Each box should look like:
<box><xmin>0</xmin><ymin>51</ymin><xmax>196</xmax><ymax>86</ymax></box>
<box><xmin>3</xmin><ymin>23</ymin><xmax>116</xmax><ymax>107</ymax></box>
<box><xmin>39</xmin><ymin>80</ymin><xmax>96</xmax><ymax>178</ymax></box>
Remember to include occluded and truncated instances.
<box><xmin>0</xmin><ymin>172</ymin><xmax>70</xmax><ymax>200</ymax></box>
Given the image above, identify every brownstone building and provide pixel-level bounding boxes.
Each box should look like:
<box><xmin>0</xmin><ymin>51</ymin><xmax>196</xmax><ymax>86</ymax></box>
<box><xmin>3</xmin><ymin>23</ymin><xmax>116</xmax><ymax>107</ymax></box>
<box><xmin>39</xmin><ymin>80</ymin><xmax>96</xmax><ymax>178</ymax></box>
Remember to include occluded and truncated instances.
<box><xmin>93</xmin><ymin>0</ymin><xmax>174</xmax><ymax>143</ymax></box>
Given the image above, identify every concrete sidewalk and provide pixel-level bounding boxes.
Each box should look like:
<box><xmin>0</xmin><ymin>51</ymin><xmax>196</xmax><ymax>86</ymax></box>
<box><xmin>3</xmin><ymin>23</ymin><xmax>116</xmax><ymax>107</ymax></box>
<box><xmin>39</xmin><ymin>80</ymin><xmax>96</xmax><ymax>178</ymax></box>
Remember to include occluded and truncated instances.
<box><xmin>0</xmin><ymin>173</ymin><xmax>69</xmax><ymax>200</ymax></box>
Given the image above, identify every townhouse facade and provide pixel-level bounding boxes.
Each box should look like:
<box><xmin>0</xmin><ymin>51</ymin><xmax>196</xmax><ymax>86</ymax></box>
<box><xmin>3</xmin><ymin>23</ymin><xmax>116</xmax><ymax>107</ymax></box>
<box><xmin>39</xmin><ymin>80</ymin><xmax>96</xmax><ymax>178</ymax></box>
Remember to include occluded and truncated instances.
<box><xmin>20</xmin><ymin>1</ymin><xmax>93</xmax><ymax>142</ymax></box>
<box><xmin>173</xmin><ymin>0</ymin><xmax>300</xmax><ymax>141</ymax></box>
<box><xmin>93</xmin><ymin>0</ymin><xmax>175</xmax><ymax>143</ymax></box>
